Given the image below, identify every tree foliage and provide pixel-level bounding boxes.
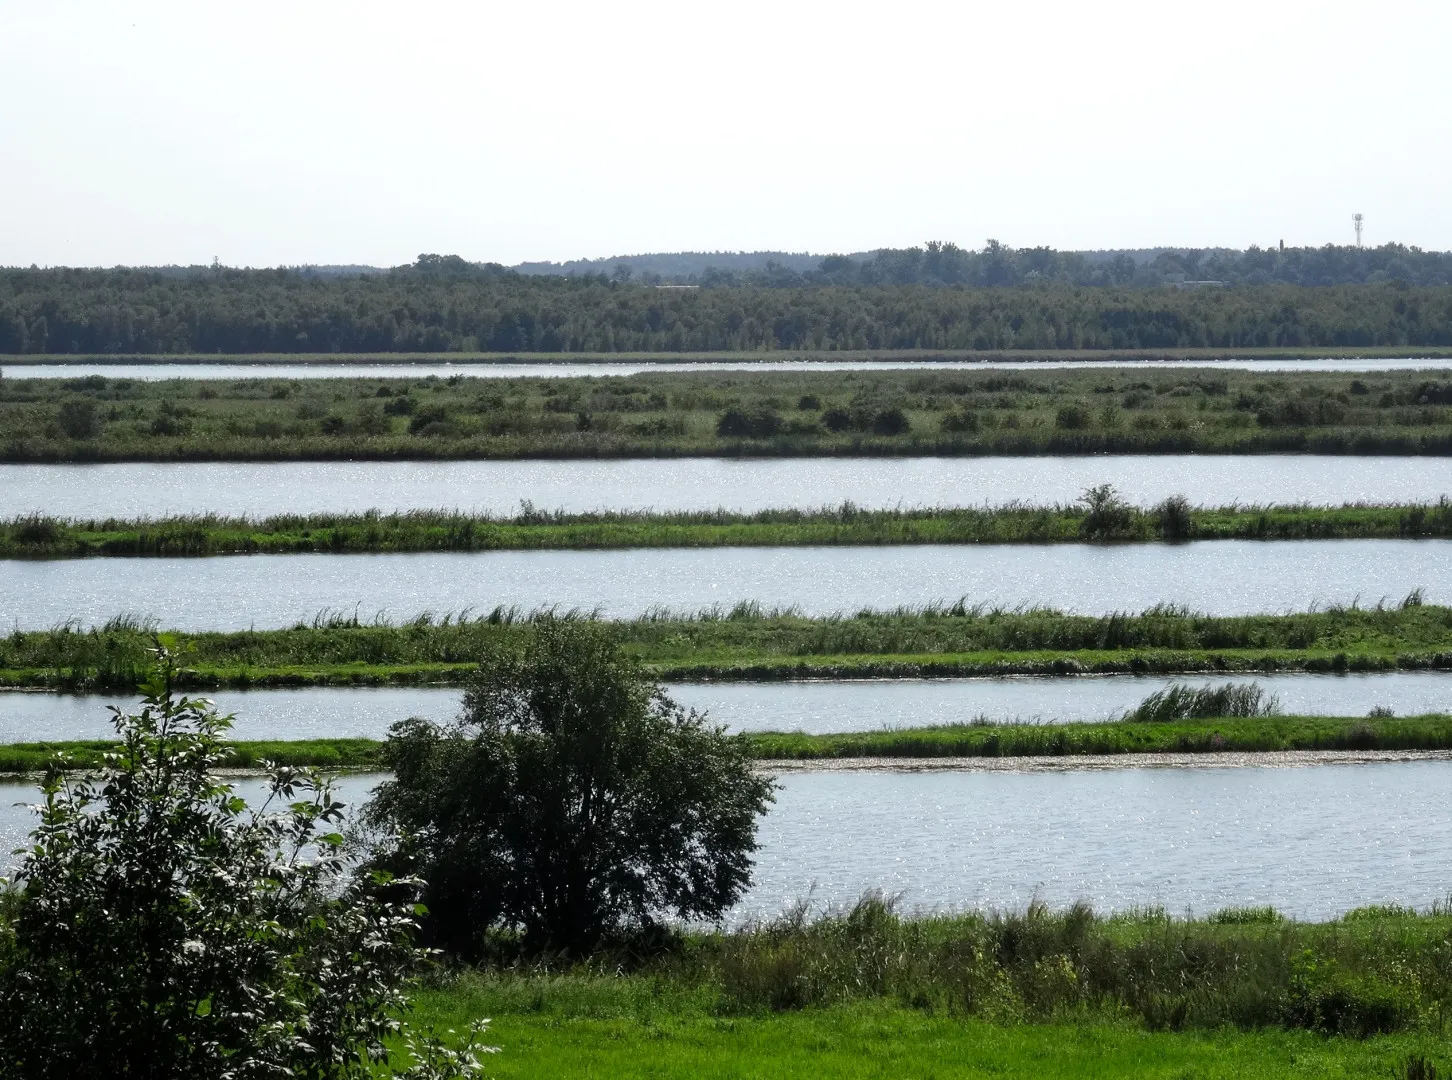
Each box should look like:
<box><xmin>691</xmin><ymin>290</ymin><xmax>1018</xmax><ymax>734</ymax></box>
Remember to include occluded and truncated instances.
<box><xmin>365</xmin><ymin>619</ymin><xmax>775</xmax><ymax>956</ymax></box>
<box><xmin>1</xmin><ymin>249</ymin><xmax>1451</xmax><ymax>354</ymax></box>
<box><xmin>0</xmin><ymin>652</ymin><xmax>489</xmax><ymax>1080</ymax></box>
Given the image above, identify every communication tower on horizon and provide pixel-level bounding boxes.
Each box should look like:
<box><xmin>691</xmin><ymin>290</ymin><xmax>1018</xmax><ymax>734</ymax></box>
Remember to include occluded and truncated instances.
<box><xmin>1353</xmin><ymin>213</ymin><xmax>1364</xmax><ymax>248</ymax></box>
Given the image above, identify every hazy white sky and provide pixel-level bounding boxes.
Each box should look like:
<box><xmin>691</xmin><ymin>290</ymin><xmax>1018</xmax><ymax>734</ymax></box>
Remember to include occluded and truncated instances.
<box><xmin>2</xmin><ymin>0</ymin><xmax>1448</xmax><ymax>267</ymax></box>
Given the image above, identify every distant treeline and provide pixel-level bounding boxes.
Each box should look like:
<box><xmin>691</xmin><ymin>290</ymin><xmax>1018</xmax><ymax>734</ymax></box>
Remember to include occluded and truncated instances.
<box><xmin>517</xmin><ymin>242</ymin><xmax>1452</xmax><ymax>289</ymax></box>
<box><xmin>2</xmin><ymin>252</ymin><xmax>1451</xmax><ymax>354</ymax></box>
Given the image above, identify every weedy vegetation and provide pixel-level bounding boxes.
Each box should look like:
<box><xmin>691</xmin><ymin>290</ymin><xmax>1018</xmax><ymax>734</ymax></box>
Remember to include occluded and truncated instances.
<box><xmin>9</xmin><ymin>493</ymin><xmax>1452</xmax><ymax>556</ymax></box>
<box><xmin>7</xmin><ymin>367</ymin><xmax>1452</xmax><ymax>460</ymax></box>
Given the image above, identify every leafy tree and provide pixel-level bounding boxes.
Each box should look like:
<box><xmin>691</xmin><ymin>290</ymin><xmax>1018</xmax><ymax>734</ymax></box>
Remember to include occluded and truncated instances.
<box><xmin>365</xmin><ymin>618</ymin><xmax>775</xmax><ymax>956</ymax></box>
<box><xmin>0</xmin><ymin>650</ymin><xmax>490</xmax><ymax>1080</ymax></box>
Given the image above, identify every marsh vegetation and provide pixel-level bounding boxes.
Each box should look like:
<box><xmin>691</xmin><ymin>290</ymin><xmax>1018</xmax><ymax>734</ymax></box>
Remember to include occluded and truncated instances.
<box><xmin>2</xmin><ymin>601</ymin><xmax>1448</xmax><ymax>690</ymax></box>
<box><xmin>8</xmin><ymin>494</ymin><xmax>1452</xmax><ymax>556</ymax></box>
<box><xmin>6</xmin><ymin>367</ymin><xmax>1452</xmax><ymax>460</ymax></box>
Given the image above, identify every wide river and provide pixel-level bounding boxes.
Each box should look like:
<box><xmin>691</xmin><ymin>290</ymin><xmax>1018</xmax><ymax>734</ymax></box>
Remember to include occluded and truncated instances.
<box><xmin>2</xmin><ymin>760</ymin><xmax>1448</xmax><ymax>920</ymax></box>
<box><xmin>4</xmin><ymin>456</ymin><xmax>1451</xmax><ymax>519</ymax></box>
<box><xmin>2</xmin><ymin>539</ymin><xmax>1445</xmax><ymax>629</ymax></box>
<box><xmin>4</xmin><ymin>357</ymin><xmax>1452</xmax><ymax>380</ymax></box>
<box><xmin>3</xmin><ymin>671</ymin><xmax>1446</xmax><ymax>741</ymax></box>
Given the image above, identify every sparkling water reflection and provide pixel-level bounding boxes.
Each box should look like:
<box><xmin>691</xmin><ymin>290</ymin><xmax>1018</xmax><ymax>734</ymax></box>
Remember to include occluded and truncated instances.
<box><xmin>4</xmin><ymin>357</ymin><xmax>1451</xmax><ymax>380</ymax></box>
<box><xmin>3</xmin><ymin>762</ymin><xmax>1449</xmax><ymax>921</ymax></box>
<box><xmin>4</xmin><ymin>455</ymin><xmax>1451</xmax><ymax>519</ymax></box>
<box><xmin>2</xmin><ymin>539</ymin><xmax>1447</xmax><ymax>629</ymax></box>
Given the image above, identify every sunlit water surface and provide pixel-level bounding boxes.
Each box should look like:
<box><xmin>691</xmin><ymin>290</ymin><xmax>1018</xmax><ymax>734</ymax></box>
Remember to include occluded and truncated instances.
<box><xmin>5</xmin><ymin>357</ymin><xmax>1451</xmax><ymax>381</ymax></box>
<box><xmin>4</xmin><ymin>456</ymin><xmax>1451</xmax><ymax>519</ymax></box>
<box><xmin>2</xmin><ymin>762</ymin><xmax>1449</xmax><ymax>921</ymax></box>
<box><xmin>1</xmin><ymin>539</ymin><xmax>1447</xmax><ymax>629</ymax></box>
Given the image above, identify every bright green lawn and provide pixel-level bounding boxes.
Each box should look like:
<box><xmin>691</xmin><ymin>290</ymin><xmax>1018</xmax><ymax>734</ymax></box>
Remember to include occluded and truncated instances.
<box><xmin>408</xmin><ymin>981</ymin><xmax>1444</xmax><ymax>1079</ymax></box>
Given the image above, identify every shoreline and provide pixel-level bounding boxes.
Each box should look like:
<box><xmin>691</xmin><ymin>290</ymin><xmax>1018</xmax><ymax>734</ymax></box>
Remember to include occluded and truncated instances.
<box><xmin>762</xmin><ymin>748</ymin><xmax>1452</xmax><ymax>773</ymax></box>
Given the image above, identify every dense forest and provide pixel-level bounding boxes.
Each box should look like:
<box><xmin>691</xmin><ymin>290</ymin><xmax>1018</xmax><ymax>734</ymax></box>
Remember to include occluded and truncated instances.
<box><xmin>2</xmin><ymin>252</ymin><xmax>1451</xmax><ymax>354</ymax></box>
<box><xmin>531</xmin><ymin>242</ymin><xmax>1452</xmax><ymax>289</ymax></box>
<box><xmin>704</xmin><ymin>241</ymin><xmax>1452</xmax><ymax>289</ymax></box>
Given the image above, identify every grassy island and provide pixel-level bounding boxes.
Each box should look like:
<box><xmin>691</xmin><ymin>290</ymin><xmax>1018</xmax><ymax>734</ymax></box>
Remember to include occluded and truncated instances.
<box><xmin>6</xmin><ymin>499</ymin><xmax>1452</xmax><ymax>557</ymax></box>
<box><xmin>4</xmin><ymin>603</ymin><xmax>1450</xmax><ymax>691</ymax></box>
<box><xmin>5</xmin><ymin>366</ymin><xmax>1452</xmax><ymax>460</ymax></box>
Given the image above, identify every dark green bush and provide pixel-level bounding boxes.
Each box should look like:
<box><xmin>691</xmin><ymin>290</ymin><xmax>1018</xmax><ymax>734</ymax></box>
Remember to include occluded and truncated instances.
<box><xmin>1154</xmin><ymin>494</ymin><xmax>1194</xmax><ymax>540</ymax></box>
<box><xmin>1055</xmin><ymin>404</ymin><xmax>1090</xmax><ymax>430</ymax></box>
<box><xmin>0</xmin><ymin>653</ymin><xmax>490</xmax><ymax>1079</ymax></box>
<box><xmin>55</xmin><ymin>399</ymin><xmax>99</xmax><ymax>439</ymax></box>
<box><xmin>871</xmin><ymin>407</ymin><xmax>911</xmax><ymax>435</ymax></box>
<box><xmin>717</xmin><ymin>407</ymin><xmax>782</xmax><ymax>437</ymax></box>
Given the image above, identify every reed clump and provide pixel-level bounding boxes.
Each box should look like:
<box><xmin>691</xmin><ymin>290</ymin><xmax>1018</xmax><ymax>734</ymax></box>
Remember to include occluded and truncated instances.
<box><xmin>1124</xmin><ymin>681</ymin><xmax>1279</xmax><ymax>722</ymax></box>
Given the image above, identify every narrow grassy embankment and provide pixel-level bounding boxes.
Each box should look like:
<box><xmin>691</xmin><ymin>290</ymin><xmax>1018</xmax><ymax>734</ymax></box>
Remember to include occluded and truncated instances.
<box><xmin>9</xmin><ymin>715</ymin><xmax>1452</xmax><ymax>774</ymax></box>
<box><xmin>0</xmin><ymin>738</ymin><xmax>381</xmax><ymax>774</ymax></box>
<box><xmin>748</xmin><ymin>714</ymin><xmax>1452</xmax><ymax>759</ymax></box>
<box><xmin>7</xmin><ymin>500</ymin><xmax>1452</xmax><ymax>557</ymax></box>
<box><xmin>5</xmin><ymin>604</ymin><xmax>1450</xmax><ymax>690</ymax></box>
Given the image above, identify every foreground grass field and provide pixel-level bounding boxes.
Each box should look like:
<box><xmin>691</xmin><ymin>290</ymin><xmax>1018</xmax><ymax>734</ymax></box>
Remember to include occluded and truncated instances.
<box><xmin>8</xmin><ymin>499</ymin><xmax>1452</xmax><ymax>556</ymax></box>
<box><xmin>398</xmin><ymin>900</ymin><xmax>1452</xmax><ymax>1078</ymax></box>
<box><xmin>7</xmin><ymin>714</ymin><xmax>1452</xmax><ymax>774</ymax></box>
<box><xmin>6</xmin><ymin>366</ymin><xmax>1452</xmax><ymax>460</ymax></box>
<box><xmin>406</xmin><ymin>987</ymin><xmax>1452</xmax><ymax>1080</ymax></box>
<box><xmin>409</xmin><ymin>985</ymin><xmax>1449</xmax><ymax>1080</ymax></box>
<box><xmin>4</xmin><ymin>604</ymin><xmax>1448</xmax><ymax>690</ymax></box>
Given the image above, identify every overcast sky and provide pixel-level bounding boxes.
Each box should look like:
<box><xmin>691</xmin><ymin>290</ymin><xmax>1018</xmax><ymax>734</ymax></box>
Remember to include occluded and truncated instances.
<box><xmin>2</xmin><ymin>0</ymin><xmax>1448</xmax><ymax>267</ymax></box>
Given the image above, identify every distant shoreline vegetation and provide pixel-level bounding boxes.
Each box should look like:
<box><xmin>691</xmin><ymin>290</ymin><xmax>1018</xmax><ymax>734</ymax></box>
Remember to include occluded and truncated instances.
<box><xmin>3</xmin><ymin>602</ymin><xmax>1449</xmax><ymax>690</ymax></box>
<box><xmin>1</xmin><ymin>253</ymin><xmax>1451</xmax><ymax>355</ymax></box>
<box><xmin>5</xmin><ymin>367</ymin><xmax>1452</xmax><ymax>461</ymax></box>
<box><xmin>6</xmin><ymin>499</ymin><xmax>1452</xmax><ymax>557</ymax></box>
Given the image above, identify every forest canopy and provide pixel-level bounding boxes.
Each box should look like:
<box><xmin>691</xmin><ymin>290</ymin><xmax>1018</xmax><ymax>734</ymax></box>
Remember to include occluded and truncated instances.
<box><xmin>1</xmin><ymin>245</ymin><xmax>1450</xmax><ymax>355</ymax></box>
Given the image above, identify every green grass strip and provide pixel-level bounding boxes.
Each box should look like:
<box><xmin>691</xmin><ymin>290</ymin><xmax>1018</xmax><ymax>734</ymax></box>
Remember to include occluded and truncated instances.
<box><xmin>0</xmin><ymin>738</ymin><xmax>382</xmax><ymax>774</ymax></box>
<box><xmin>748</xmin><ymin>714</ymin><xmax>1452</xmax><ymax>758</ymax></box>
<box><xmin>7</xmin><ymin>715</ymin><xmax>1452</xmax><ymax>774</ymax></box>
<box><xmin>6</xmin><ymin>500</ymin><xmax>1452</xmax><ymax>556</ymax></box>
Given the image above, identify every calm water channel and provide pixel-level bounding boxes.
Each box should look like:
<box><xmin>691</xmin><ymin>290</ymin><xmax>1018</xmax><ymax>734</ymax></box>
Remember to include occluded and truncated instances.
<box><xmin>3</xmin><ymin>672</ymin><xmax>1446</xmax><ymax>742</ymax></box>
<box><xmin>2</xmin><ymin>539</ymin><xmax>1445</xmax><ymax>630</ymax></box>
<box><xmin>2</xmin><ymin>761</ymin><xmax>1449</xmax><ymax>920</ymax></box>
<box><xmin>3</xmin><ymin>357</ymin><xmax>1450</xmax><ymax>380</ymax></box>
<box><xmin>4</xmin><ymin>456</ymin><xmax>1451</xmax><ymax>520</ymax></box>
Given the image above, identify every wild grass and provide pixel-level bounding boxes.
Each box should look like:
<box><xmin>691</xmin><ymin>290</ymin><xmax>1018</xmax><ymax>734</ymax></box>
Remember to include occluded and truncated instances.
<box><xmin>6</xmin><ymin>497</ymin><xmax>1452</xmax><ymax>556</ymax></box>
<box><xmin>401</xmin><ymin>897</ymin><xmax>1452</xmax><ymax>1080</ymax></box>
<box><xmin>6</xmin><ymin>366</ymin><xmax>1452</xmax><ymax>461</ymax></box>
<box><xmin>4</xmin><ymin>603</ymin><xmax>1451</xmax><ymax>690</ymax></box>
<box><xmin>1123</xmin><ymin>680</ymin><xmax>1279</xmax><ymax>722</ymax></box>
